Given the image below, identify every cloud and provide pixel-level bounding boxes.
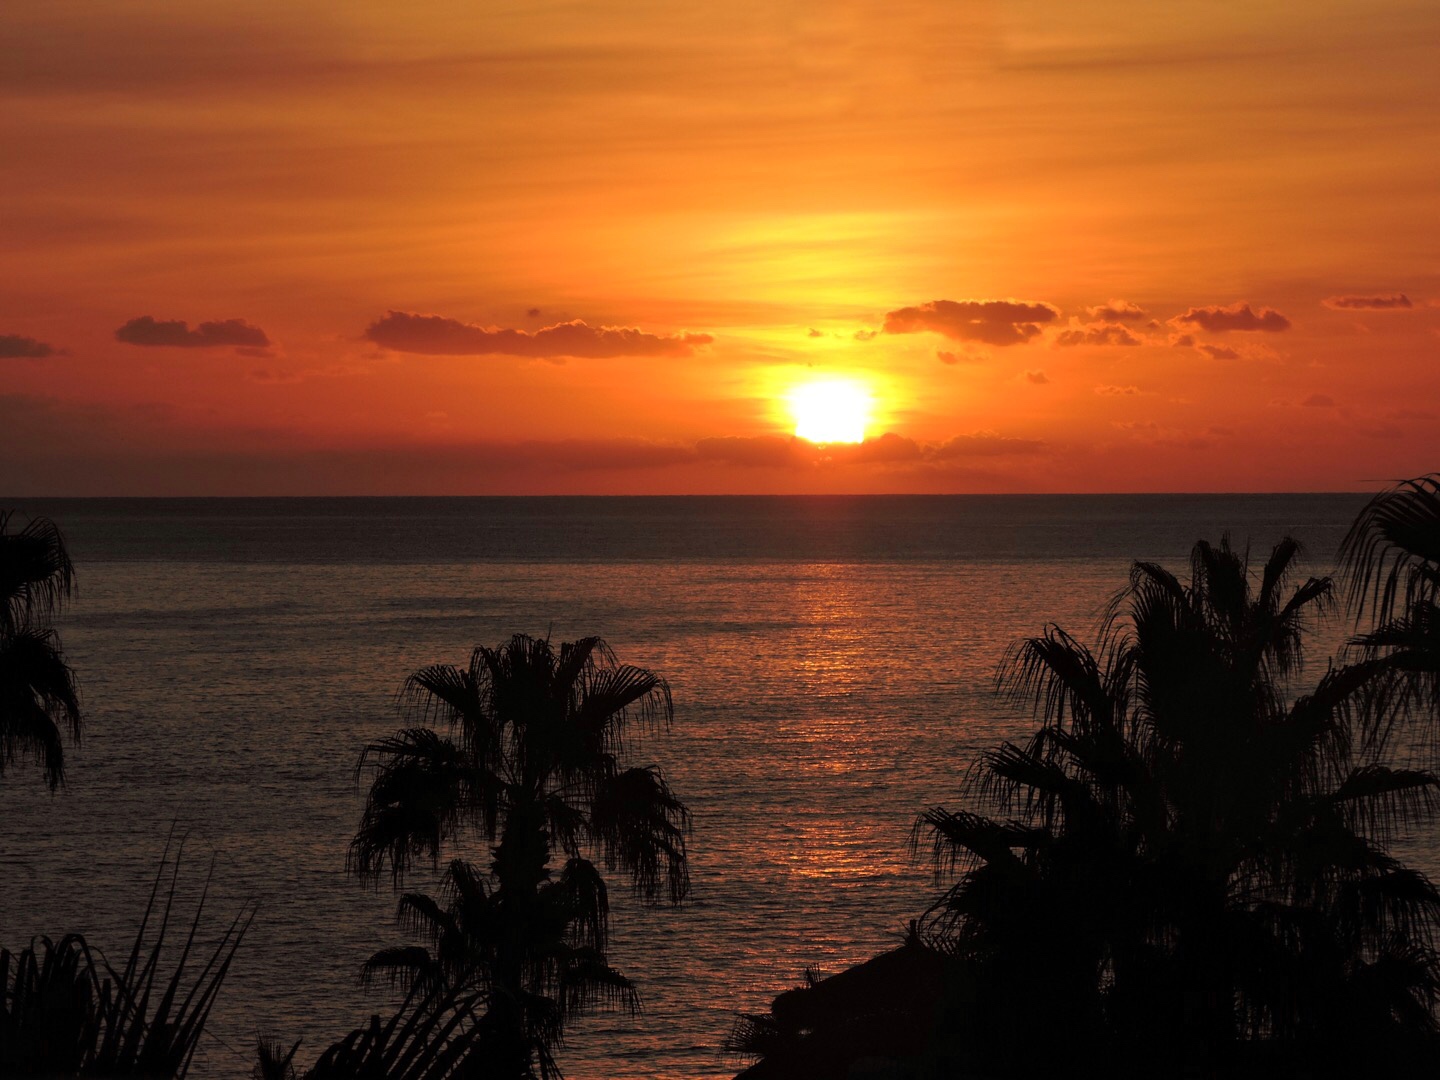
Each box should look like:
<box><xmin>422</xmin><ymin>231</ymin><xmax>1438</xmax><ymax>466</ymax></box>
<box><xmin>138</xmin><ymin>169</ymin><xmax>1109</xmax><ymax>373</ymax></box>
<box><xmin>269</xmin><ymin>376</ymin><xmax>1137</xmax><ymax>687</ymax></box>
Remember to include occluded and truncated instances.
<box><xmin>694</xmin><ymin>433</ymin><xmax>923</xmax><ymax>468</ymax></box>
<box><xmin>1055</xmin><ymin>321</ymin><xmax>1143</xmax><ymax>347</ymax></box>
<box><xmin>883</xmin><ymin>298</ymin><xmax>1059</xmax><ymax>346</ymax></box>
<box><xmin>1170</xmin><ymin>303</ymin><xmax>1291</xmax><ymax>333</ymax></box>
<box><xmin>932</xmin><ymin>432</ymin><xmax>1046</xmax><ymax>458</ymax></box>
<box><xmin>248</xmin><ymin>368</ymin><xmax>303</xmax><ymax>384</ymax></box>
<box><xmin>695</xmin><ymin>435</ymin><xmax>797</xmax><ymax>468</ymax></box>
<box><xmin>116</xmin><ymin>315</ymin><xmax>270</xmax><ymax>348</ymax></box>
<box><xmin>1095</xmin><ymin>384</ymin><xmax>1141</xmax><ymax>396</ymax></box>
<box><xmin>1323</xmin><ymin>294</ymin><xmax>1413</xmax><ymax>310</ymax></box>
<box><xmin>364</xmin><ymin>311</ymin><xmax>712</xmax><ymax>358</ymax></box>
<box><xmin>1196</xmin><ymin>343</ymin><xmax>1240</xmax><ymax>360</ymax></box>
<box><xmin>807</xmin><ymin>328</ymin><xmax>824</xmax><ymax>338</ymax></box>
<box><xmin>1302</xmin><ymin>393</ymin><xmax>1336</xmax><ymax>408</ymax></box>
<box><xmin>937</xmin><ymin>347</ymin><xmax>987</xmax><ymax>365</ymax></box>
<box><xmin>1388</xmin><ymin>408</ymin><xmax>1438</xmax><ymax>421</ymax></box>
<box><xmin>0</xmin><ymin>333</ymin><xmax>58</xmax><ymax>359</ymax></box>
<box><xmin>1026</xmin><ymin>370</ymin><xmax>1049</xmax><ymax>384</ymax></box>
<box><xmin>692</xmin><ymin>430</ymin><xmax>1043</xmax><ymax>468</ymax></box>
<box><xmin>1086</xmin><ymin>299</ymin><xmax>1148</xmax><ymax>322</ymax></box>
<box><xmin>1170</xmin><ymin>333</ymin><xmax>1196</xmax><ymax>347</ymax></box>
<box><xmin>853</xmin><ymin>329</ymin><xmax>877</xmax><ymax>341</ymax></box>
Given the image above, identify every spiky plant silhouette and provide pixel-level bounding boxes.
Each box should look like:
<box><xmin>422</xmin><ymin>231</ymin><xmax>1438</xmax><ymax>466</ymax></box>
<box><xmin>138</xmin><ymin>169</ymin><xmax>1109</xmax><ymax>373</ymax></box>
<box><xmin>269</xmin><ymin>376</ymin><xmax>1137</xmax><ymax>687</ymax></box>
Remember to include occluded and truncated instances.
<box><xmin>1</xmin><ymin>847</ymin><xmax>254</xmax><ymax>1077</ymax></box>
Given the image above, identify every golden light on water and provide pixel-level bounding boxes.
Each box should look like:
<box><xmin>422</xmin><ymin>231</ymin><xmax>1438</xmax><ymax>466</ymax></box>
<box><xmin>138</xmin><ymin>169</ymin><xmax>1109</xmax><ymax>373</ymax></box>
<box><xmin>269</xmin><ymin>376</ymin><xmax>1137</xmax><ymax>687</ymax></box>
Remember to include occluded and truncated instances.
<box><xmin>788</xmin><ymin>379</ymin><xmax>874</xmax><ymax>444</ymax></box>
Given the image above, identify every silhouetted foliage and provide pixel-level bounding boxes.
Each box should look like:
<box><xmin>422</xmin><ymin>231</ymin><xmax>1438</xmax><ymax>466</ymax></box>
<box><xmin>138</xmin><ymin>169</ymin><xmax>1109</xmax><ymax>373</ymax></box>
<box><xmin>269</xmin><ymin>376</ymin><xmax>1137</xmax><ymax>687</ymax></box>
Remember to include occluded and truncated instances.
<box><xmin>1342</xmin><ymin>473</ymin><xmax>1440</xmax><ymax>750</ymax></box>
<box><xmin>255</xmin><ymin>984</ymin><xmax>493</xmax><ymax>1080</ymax></box>
<box><xmin>351</xmin><ymin>634</ymin><xmax>690</xmax><ymax>1079</ymax></box>
<box><xmin>917</xmin><ymin>536</ymin><xmax>1440</xmax><ymax>1076</ymax></box>
<box><xmin>0</xmin><ymin>849</ymin><xmax>254</xmax><ymax>1077</ymax></box>
<box><xmin>0</xmin><ymin>509</ymin><xmax>80</xmax><ymax>789</ymax></box>
<box><xmin>728</xmin><ymin>932</ymin><xmax>977</xmax><ymax>1080</ymax></box>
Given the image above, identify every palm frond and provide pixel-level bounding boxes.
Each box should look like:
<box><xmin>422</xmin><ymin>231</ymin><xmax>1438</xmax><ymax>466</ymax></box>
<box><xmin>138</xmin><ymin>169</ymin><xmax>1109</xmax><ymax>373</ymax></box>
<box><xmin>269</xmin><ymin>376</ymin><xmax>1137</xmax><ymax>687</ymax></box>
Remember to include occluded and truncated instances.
<box><xmin>1340</xmin><ymin>474</ymin><xmax>1440</xmax><ymax>623</ymax></box>
<box><xmin>586</xmin><ymin>765</ymin><xmax>690</xmax><ymax>903</ymax></box>
<box><xmin>0</xmin><ymin>511</ymin><xmax>75</xmax><ymax>636</ymax></box>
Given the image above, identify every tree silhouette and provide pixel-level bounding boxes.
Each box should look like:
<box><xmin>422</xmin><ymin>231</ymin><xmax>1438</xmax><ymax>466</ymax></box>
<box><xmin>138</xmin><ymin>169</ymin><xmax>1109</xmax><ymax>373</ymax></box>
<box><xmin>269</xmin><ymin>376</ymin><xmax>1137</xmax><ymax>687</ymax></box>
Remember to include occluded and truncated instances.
<box><xmin>0</xmin><ymin>510</ymin><xmax>80</xmax><ymax>789</ymax></box>
<box><xmin>1341</xmin><ymin>473</ymin><xmax>1440</xmax><ymax>749</ymax></box>
<box><xmin>351</xmin><ymin>634</ymin><xmax>689</xmax><ymax>1079</ymax></box>
<box><xmin>919</xmin><ymin>537</ymin><xmax>1440</xmax><ymax>1075</ymax></box>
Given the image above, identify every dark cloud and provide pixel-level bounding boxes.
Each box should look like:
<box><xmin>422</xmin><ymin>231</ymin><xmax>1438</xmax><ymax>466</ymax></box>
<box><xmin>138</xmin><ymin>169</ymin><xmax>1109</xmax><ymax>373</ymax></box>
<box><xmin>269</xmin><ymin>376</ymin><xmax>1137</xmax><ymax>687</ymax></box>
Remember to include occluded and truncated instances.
<box><xmin>883</xmin><ymin>298</ymin><xmax>1059</xmax><ymax>346</ymax></box>
<box><xmin>249</xmin><ymin>368</ymin><xmax>302</xmax><ymax>384</ymax></box>
<box><xmin>1170</xmin><ymin>333</ymin><xmax>1196</xmax><ymax>347</ymax></box>
<box><xmin>1170</xmin><ymin>303</ymin><xmax>1291</xmax><ymax>333</ymax></box>
<box><xmin>1095</xmin><ymin>385</ymin><xmax>1141</xmax><ymax>396</ymax></box>
<box><xmin>693</xmin><ymin>430</ymin><xmax>1045</xmax><ymax>468</ymax></box>
<box><xmin>694</xmin><ymin>435</ymin><xmax>795</xmax><ymax>468</ymax></box>
<box><xmin>116</xmin><ymin>315</ymin><xmax>270</xmax><ymax>348</ymax></box>
<box><xmin>526</xmin><ymin>307</ymin><xmax>542</xmax><ymax>318</ymax></box>
<box><xmin>1196</xmin><ymin>343</ymin><xmax>1240</xmax><ymax>360</ymax></box>
<box><xmin>1389</xmin><ymin>408</ymin><xmax>1438</xmax><ymax>421</ymax></box>
<box><xmin>1026</xmin><ymin>370</ymin><xmax>1049</xmax><ymax>384</ymax></box>
<box><xmin>937</xmin><ymin>348</ymin><xmax>988</xmax><ymax>366</ymax></box>
<box><xmin>807</xmin><ymin>328</ymin><xmax>824</xmax><ymax>338</ymax></box>
<box><xmin>932</xmin><ymin>433</ymin><xmax>1045</xmax><ymax>458</ymax></box>
<box><xmin>695</xmin><ymin>433</ymin><xmax>922</xmax><ymax>468</ymax></box>
<box><xmin>853</xmin><ymin>329</ymin><xmax>877</xmax><ymax>342</ymax></box>
<box><xmin>364</xmin><ymin>311</ymin><xmax>712</xmax><ymax>358</ymax></box>
<box><xmin>1055</xmin><ymin>322</ymin><xmax>1142</xmax><ymax>347</ymax></box>
<box><xmin>937</xmin><ymin>345</ymin><xmax>989</xmax><ymax>365</ymax></box>
<box><xmin>1302</xmin><ymin>393</ymin><xmax>1336</xmax><ymax>408</ymax></box>
<box><xmin>1323</xmin><ymin>294</ymin><xmax>1413</xmax><ymax>310</ymax></box>
<box><xmin>1086</xmin><ymin>299</ymin><xmax>1148</xmax><ymax>322</ymax></box>
<box><xmin>0</xmin><ymin>333</ymin><xmax>58</xmax><ymax>359</ymax></box>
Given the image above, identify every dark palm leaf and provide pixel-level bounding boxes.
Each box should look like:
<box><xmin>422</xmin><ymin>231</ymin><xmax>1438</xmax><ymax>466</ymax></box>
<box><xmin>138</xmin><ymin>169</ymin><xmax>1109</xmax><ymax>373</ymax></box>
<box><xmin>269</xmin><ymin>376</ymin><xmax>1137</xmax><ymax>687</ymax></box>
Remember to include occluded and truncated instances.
<box><xmin>1341</xmin><ymin>474</ymin><xmax>1440</xmax><ymax>623</ymax></box>
<box><xmin>0</xmin><ymin>511</ymin><xmax>75</xmax><ymax>636</ymax></box>
<box><xmin>0</xmin><ymin>511</ymin><xmax>81</xmax><ymax>790</ymax></box>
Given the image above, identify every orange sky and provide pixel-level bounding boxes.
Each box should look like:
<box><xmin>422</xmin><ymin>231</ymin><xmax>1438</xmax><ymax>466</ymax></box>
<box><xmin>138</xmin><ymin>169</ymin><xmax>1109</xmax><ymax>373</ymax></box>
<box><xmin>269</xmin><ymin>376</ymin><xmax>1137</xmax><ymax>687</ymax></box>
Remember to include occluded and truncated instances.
<box><xmin>3</xmin><ymin>0</ymin><xmax>1438</xmax><ymax>495</ymax></box>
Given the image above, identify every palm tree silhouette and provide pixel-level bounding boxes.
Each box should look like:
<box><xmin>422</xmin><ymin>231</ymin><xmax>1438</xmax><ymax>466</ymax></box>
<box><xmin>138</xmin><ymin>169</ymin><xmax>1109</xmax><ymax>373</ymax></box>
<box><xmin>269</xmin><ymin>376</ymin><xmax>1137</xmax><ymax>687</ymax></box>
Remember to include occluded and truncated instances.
<box><xmin>0</xmin><ymin>510</ymin><xmax>80</xmax><ymax>789</ymax></box>
<box><xmin>1341</xmin><ymin>473</ymin><xmax>1440</xmax><ymax>733</ymax></box>
<box><xmin>919</xmin><ymin>537</ymin><xmax>1440</xmax><ymax>1074</ymax></box>
<box><xmin>351</xmin><ymin>634</ymin><xmax>689</xmax><ymax>1078</ymax></box>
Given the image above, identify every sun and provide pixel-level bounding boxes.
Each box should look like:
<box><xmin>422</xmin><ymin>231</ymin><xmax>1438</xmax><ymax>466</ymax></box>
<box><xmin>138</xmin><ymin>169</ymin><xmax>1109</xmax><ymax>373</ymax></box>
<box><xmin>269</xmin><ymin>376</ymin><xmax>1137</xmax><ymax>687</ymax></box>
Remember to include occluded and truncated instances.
<box><xmin>788</xmin><ymin>378</ymin><xmax>873</xmax><ymax>444</ymax></box>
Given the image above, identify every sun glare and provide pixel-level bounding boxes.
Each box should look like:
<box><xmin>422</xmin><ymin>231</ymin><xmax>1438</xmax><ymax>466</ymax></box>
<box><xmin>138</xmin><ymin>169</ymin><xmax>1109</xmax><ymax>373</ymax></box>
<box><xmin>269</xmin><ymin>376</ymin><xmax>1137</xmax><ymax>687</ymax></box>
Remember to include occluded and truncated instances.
<box><xmin>789</xmin><ymin>379</ymin><xmax>873</xmax><ymax>444</ymax></box>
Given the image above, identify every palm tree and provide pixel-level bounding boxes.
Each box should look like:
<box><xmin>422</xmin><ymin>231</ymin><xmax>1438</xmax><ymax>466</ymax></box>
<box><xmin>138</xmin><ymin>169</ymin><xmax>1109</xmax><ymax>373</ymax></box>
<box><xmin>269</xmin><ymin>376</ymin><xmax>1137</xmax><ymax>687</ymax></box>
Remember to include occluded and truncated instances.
<box><xmin>919</xmin><ymin>537</ymin><xmax>1440</xmax><ymax>1075</ymax></box>
<box><xmin>0</xmin><ymin>509</ymin><xmax>80</xmax><ymax>789</ymax></box>
<box><xmin>1341</xmin><ymin>473</ymin><xmax>1440</xmax><ymax>739</ymax></box>
<box><xmin>351</xmin><ymin>634</ymin><xmax>690</xmax><ymax>1079</ymax></box>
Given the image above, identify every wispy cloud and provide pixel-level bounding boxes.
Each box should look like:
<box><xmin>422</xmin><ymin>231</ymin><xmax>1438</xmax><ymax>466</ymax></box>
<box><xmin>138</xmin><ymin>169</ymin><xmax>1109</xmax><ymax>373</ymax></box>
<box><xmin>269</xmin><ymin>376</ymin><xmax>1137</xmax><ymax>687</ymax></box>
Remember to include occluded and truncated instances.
<box><xmin>1086</xmin><ymin>299</ymin><xmax>1148</xmax><ymax>322</ymax></box>
<box><xmin>1323</xmin><ymin>294</ymin><xmax>1413</xmax><ymax>310</ymax></box>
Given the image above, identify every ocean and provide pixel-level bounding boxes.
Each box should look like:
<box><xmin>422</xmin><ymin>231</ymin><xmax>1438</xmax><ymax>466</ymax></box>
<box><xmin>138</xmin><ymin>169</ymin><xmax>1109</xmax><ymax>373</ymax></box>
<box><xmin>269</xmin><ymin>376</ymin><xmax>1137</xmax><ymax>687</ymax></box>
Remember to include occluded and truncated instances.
<box><xmin>0</xmin><ymin>494</ymin><xmax>1393</xmax><ymax>1078</ymax></box>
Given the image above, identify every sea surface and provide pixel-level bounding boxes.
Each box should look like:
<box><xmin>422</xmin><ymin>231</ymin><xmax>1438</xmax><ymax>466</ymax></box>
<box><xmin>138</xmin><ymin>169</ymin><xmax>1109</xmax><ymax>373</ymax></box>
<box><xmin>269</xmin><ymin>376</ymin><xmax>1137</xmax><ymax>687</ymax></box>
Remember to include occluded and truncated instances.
<box><xmin>0</xmin><ymin>494</ymin><xmax>1408</xmax><ymax>1078</ymax></box>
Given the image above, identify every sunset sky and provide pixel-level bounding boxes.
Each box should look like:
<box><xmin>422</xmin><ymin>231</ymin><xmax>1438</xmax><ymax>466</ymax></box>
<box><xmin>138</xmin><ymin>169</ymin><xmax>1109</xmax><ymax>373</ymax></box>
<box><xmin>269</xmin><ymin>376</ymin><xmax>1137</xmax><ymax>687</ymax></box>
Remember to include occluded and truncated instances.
<box><xmin>3</xmin><ymin>0</ymin><xmax>1438</xmax><ymax>495</ymax></box>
